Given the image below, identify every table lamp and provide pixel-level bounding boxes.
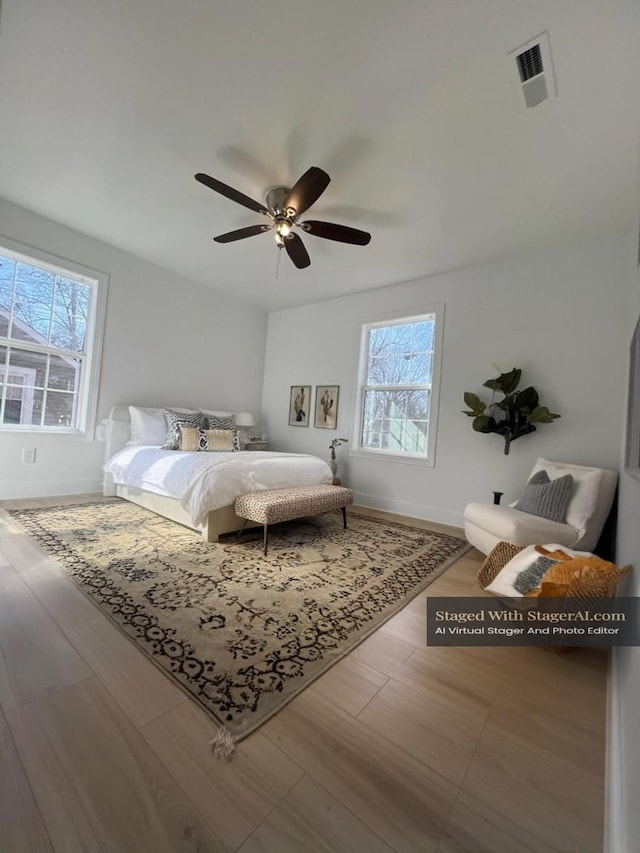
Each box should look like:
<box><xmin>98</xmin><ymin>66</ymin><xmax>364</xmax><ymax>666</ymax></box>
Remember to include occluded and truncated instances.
<box><xmin>235</xmin><ymin>412</ymin><xmax>255</xmax><ymax>448</ymax></box>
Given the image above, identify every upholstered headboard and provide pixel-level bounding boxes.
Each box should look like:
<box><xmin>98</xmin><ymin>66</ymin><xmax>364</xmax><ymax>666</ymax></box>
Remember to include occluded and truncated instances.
<box><xmin>103</xmin><ymin>405</ymin><xmax>134</xmax><ymax>462</ymax></box>
<box><xmin>103</xmin><ymin>405</ymin><xmax>238</xmax><ymax>462</ymax></box>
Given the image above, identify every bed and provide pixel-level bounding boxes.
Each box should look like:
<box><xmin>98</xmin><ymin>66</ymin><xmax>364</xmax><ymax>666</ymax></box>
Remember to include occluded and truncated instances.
<box><xmin>102</xmin><ymin>405</ymin><xmax>333</xmax><ymax>541</ymax></box>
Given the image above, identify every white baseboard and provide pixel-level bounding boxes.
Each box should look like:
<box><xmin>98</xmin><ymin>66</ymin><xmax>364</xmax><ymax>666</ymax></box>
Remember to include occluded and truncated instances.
<box><xmin>605</xmin><ymin>649</ymin><xmax>624</xmax><ymax>853</ymax></box>
<box><xmin>0</xmin><ymin>479</ymin><xmax>102</xmax><ymax>500</ymax></box>
<box><xmin>353</xmin><ymin>491</ymin><xmax>464</xmax><ymax>529</ymax></box>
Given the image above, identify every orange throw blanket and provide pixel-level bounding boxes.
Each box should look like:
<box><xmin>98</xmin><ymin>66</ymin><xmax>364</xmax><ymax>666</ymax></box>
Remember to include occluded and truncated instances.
<box><xmin>524</xmin><ymin>545</ymin><xmax>618</xmax><ymax>598</ymax></box>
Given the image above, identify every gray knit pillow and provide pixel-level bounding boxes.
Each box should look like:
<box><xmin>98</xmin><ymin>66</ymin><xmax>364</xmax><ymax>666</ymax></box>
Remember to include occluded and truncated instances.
<box><xmin>513</xmin><ymin>555</ymin><xmax>559</xmax><ymax>594</ymax></box>
<box><xmin>515</xmin><ymin>470</ymin><xmax>573</xmax><ymax>523</ymax></box>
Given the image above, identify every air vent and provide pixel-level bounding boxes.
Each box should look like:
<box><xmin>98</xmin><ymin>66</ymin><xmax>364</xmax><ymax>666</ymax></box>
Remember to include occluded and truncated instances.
<box><xmin>516</xmin><ymin>44</ymin><xmax>543</xmax><ymax>82</ymax></box>
<box><xmin>508</xmin><ymin>31</ymin><xmax>557</xmax><ymax>112</ymax></box>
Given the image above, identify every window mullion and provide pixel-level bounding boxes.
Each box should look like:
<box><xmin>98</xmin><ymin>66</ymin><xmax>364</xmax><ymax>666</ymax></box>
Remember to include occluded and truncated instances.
<box><xmin>0</xmin><ymin>337</ymin><xmax>86</xmax><ymax>361</ymax></box>
<box><xmin>363</xmin><ymin>384</ymin><xmax>431</xmax><ymax>392</ymax></box>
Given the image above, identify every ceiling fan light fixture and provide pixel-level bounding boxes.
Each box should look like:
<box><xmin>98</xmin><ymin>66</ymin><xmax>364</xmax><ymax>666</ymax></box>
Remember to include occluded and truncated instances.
<box><xmin>275</xmin><ymin>219</ymin><xmax>291</xmax><ymax>238</ymax></box>
<box><xmin>196</xmin><ymin>166</ymin><xmax>371</xmax><ymax>270</ymax></box>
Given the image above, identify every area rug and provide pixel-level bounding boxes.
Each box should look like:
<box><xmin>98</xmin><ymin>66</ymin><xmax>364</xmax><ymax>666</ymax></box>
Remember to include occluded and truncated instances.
<box><xmin>9</xmin><ymin>501</ymin><xmax>469</xmax><ymax>745</ymax></box>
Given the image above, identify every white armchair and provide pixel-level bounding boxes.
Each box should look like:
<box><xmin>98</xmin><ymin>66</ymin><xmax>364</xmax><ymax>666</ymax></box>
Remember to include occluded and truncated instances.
<box><xmin>464</xmin><ymin>458</ymin><xmax>618</xmax><ymax>556</ymax></box>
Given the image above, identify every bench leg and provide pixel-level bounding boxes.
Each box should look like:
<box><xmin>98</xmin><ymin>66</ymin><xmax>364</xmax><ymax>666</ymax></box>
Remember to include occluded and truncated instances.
<box><xmin>263</xmin><ymin>523</ymin><xmax>269</xmax><ymax>556</ymax></box>
<box><xmin>342</xmin><ymin>506</ymin><xmax>347</xmax><ymax>529</ymax></box>
<box><xmin>237</xmin><ymin>519</ymin><xmax>248</xmax><ymax>543</ymax></box>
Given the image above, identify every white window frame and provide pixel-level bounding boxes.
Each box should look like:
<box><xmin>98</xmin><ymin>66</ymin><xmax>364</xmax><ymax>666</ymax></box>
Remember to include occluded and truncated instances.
<box><xmin>351</xmin><ymin>304</ymin><xmax>445</xmax><ymax>467</ymax></box>
<box><xmin>0</xmin><ymin>237</ymin><xmax>108</xmax><ymax>438</ymax></box>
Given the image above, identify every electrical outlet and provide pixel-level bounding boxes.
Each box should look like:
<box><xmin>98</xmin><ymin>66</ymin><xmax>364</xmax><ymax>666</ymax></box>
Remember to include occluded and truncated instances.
<box><xmin>21</xmin><ymin>448</ymin><xmax>37</xmax><ymax>463</ymax></box>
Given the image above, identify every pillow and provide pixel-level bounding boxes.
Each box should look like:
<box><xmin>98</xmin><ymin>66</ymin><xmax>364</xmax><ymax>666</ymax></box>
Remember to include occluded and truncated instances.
<box><xmin>177</xmin><ymin>426</ymin><xmax>202</xmax><ymax>452</ymax></box>
<box><xmin>204</xmin><ymin>415</ymin><xmax>240</xmax><ymax>451</ymax></box>
<box><xmin>127</xmin><ymin>406</ymin><xmax>166</xmax><ymax>446</ymax></box>
<box><xmin>484</xmin><ymin>543</ymin><xmax>594</xmax><ymax>597</ymax></box>
<box><xmin>177</xmin><ymin>426</ymin><xmax>235</xmax><ymax>452</ymax></box>
<box><xmin>162</xmin><ymin>408</ymin><xmax>203</xmax><ymax>449</ymax></box>
<box><xmin>205</xmin><ymin>413</ymin><xmax>235</xmax><ymax>430</ymax></box>
<box><xmin>513</xmin><ymin>555</ymin><xmax>559</xmax><ymax>595</ymax></box>
<box><xmin>515</xmin><ymin>470</ymin><xmax>573</xmax><ymax>523</ymax></box>
<box><xmin>201</xmin><ymin>428</ymin><xmax>235</xmax><ymax>452</ymax></box>
<box><xmin>202</xmin><ymin>408</ymin><xmax>234</xmax><ymax>417</ymax></box>
<box><xmin>529</xmin><ymin>458</ymin><xmax>603</xmax><ymax>534</ymax></box>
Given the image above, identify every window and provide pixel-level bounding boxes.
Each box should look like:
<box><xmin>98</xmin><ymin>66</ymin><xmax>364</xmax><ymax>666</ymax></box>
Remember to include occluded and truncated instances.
<box><xmin>0</xmin><ymin>240</ymin><xmax>107</xmax><ymax>434</ymax></box>
<box><xmin>354</xmin><ymin>307</ymin><xmax>443</xmax><ymax>464</ymax></box>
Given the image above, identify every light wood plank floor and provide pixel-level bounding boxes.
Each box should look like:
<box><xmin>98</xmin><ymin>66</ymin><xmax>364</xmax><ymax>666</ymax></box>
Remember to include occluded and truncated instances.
<box><xmin>0</xmin><ymin>496</ymin><xmax>607</xmax><ymax>852</ymax></box>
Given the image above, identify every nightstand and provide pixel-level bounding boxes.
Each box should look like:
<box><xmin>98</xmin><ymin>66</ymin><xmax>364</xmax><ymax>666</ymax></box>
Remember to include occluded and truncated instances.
<box><xmin>244</xmin><ymin>440</ymin><xmax>269</xmax><ymax>451</ymax></box>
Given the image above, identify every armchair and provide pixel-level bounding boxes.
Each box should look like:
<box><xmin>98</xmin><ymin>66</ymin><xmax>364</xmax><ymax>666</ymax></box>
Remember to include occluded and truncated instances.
<box><xmin>464</xmin><ymin>458</ymin><xmax>618</xmax><ymax>556</ymax></box>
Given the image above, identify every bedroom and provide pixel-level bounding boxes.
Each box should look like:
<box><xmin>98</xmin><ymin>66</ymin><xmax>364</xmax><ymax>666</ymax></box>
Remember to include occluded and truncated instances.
<box><xmin>1</xmin><ymin>1</ymin><xmax>639</xmax><ymax>851</ymax></box>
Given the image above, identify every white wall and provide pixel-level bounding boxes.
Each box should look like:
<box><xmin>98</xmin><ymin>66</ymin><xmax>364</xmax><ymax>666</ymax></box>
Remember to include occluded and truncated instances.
<box><xmin>610</xmin><ymin>257</ymin><xmax>640</xmax><ymax>852</ymax></box>
<box><xmin>263</xmin><ymin>232</ymin><xmax>631</xmax><ymax>527</ymax></box>
<box><xmin>0</xmin><ymin>198</ymin><xmax>267</xmax><ymax>498</ymax></box>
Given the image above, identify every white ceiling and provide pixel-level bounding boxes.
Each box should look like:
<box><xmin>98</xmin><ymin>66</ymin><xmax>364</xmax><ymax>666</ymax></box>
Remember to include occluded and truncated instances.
<box><xmin>0</xmin><ymin>0</ymin><xmax>638</xmax><ymax>311</ymax></box>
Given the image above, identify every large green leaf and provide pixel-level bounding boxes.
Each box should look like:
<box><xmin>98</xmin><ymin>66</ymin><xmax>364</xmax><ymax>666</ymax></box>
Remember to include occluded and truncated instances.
<box><xmin>515</xmin><ymin>386</ymin><xmax>539</xmax><ymax>412</ymax></box>
<box><xmin>527</xmin><ymin>406</ymin><xmax>561</xmax><ymax>423</ymax></box>
<box><xmin>472</xmin><ymin>415</ymin><xmax>493</xmax><ymax>432</ymax></box>
<box><xmin>482</xmin><ymin>368</ymin><xmax>521</xmax><ymax>395</ymax></box>
<box><xmin>463</xmin><ymin>392</ymin><xmax>485</xmax><ymax>414</ymax></box>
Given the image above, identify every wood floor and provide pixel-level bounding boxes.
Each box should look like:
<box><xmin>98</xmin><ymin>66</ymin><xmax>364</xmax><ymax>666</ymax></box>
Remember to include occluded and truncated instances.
<box><xmin>0</xmin><ymin>496</ymin><xmax>607</xmax><ymax>853</ymax></box>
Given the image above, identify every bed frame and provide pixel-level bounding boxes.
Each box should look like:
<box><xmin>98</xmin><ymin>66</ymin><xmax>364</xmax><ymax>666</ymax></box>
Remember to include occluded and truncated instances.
<box><xmin>102</xmin><ymin>405</ymin><xmax>257</xmax><ymax>542</ymax></box>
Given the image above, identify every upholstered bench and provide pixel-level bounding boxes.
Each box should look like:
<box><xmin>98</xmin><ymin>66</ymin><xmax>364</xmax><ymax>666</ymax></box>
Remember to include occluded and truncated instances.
<box><xmin>235</xmin><ymin>485</ymin><xmax>354</xmax><ymax>555</ymax></box>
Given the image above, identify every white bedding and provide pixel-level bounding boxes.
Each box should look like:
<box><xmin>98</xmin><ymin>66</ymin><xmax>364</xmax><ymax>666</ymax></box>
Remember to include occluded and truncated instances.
<box><xmin>104</xmin><ymin>447</ymin><xmax>333</xmax><ymax>526</ymax></box>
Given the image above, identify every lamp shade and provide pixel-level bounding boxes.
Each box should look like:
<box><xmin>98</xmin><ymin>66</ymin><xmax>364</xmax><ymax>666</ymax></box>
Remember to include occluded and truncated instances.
<box><xmin>235</xmin><ymin>412</ymin><xmax>255</xmax><ymax>428</ymax></box>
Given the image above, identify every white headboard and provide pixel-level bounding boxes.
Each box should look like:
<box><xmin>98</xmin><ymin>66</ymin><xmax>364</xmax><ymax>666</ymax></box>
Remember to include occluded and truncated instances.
<box><xmin>102</xmin><ymin>404</ymin><xmax>239</xmax><ymax>467</ymax></box>
<box><xmin>104</xmin><ymin>405</ymin><xmax>134</xmax><ymax>463</ymax></box>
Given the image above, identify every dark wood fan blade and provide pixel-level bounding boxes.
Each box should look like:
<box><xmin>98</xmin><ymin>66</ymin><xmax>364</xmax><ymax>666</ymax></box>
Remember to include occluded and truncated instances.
<box><xmin>301</xmin><ymin>220</ymin><xmax>371</xmax><ymax>245</ymax></box>
<box><xmin>195</xmin><ymin>173</ymin><xmax>268</xmax><ymax>215</ymax></box>
<box><xmin>213</xmin><ymin>224</ymin><xmax>271</xmax><ymax>243</ymax></box>
<box><xmin>284</xmin><ymin>233</ymin><xmax>311</xmax><ymax>268</ymax></box>
<box><xmin>284</xmin><ymin>167</ymin><xmax>330</xmax><ymax>217</ymax></box>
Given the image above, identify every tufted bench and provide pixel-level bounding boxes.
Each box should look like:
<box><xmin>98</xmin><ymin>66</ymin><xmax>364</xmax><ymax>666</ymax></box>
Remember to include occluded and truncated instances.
<box><xmin>235</xmin><ymin>484</ymin><xmax>354</xmax><ymax>555</ymax></box>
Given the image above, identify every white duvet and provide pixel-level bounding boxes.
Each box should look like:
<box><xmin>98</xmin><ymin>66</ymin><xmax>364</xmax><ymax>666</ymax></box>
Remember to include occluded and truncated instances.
<box><xmin>104</xmin><ymin>447</ymin><xmax>333</xmax><ymax>526</ymax></box>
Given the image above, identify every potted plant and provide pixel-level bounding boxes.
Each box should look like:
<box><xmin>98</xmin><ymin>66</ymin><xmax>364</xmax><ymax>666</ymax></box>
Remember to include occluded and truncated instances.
<box><xmin>462</xmin><ymin>368</ymin><xmax>560</xmax><ymax>455</ymax></box>
<box><xmin>329</xmin><ymin>438</ymin><xmax>348</xmax><ymax>477</ymax></box>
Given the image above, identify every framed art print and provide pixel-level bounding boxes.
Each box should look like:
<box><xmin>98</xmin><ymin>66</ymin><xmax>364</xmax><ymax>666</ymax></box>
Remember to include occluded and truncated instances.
<box><xmin>314</xmin><ymin>385</ymin><xmax>339</xmax><ymax>429</ymax></box>
<box><xmin>625</xmin><ymin>318</ymin><xmax>640</xmax><ymax>476</ymax></box>
<box><xmin>289</xmin><ymin>385</ymin><xmax>311</xmax><ymax>426</ymax></box>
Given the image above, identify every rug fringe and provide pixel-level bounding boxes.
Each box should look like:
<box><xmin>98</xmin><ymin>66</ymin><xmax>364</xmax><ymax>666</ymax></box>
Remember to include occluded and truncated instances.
<box><xmin>210</xmin><ymin>726</ymin><xmax>236</xmax><ymax>761</ymax></box>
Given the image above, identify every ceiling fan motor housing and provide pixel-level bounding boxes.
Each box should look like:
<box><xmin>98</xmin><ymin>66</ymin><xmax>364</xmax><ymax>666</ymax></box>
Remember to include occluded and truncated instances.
<box><xmin>265</xmin><ymin>186</ymin><xmax>292</xmax><ymax>217</ymax></box>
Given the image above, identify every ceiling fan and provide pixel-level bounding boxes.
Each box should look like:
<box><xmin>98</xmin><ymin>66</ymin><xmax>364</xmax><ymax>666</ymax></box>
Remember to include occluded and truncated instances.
<box><xmin>194</xmin><ymin>166</ymin><xmax>371</xmax><ymax>269</ymax></box>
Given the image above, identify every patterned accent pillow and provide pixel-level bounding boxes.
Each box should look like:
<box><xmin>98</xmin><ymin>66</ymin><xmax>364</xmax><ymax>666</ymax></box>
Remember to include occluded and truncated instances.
<box><xmin>177</xmin><ymin>426</ymin><xmax>236</xmax><ymax>452</ymax></box>
<box><xmin>162</xmin><ymin>409</ymin><xmax>203</xmax><ymax>449</ymax></box>
<box><xmin>205</xmin><ymin>415</ymin><xmax>240</xmax><ymax>451</ymax></box>
<box><xmin>515</xmin><ymin>470</ymin><xmax>574</xmax><ymax>523</ymax></box>
<box><xmin>205</xmin><ymin>414</ymin><xmax>235</xmax><ymax>430</ymax></box>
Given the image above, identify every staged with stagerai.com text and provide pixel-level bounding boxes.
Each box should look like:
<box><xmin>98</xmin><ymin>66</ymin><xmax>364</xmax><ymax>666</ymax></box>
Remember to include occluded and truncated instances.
<box><xmin>433</xmin><ymin>609</ymin><xmax>626</xmax><ymax>624</ymax></box>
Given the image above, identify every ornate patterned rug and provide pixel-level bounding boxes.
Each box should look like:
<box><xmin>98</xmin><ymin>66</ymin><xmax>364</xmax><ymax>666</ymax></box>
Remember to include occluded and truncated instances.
<box><xmin>9</xmin><ymin>500</ymin><xmax>468</xmax><ymax>746</ymax></box>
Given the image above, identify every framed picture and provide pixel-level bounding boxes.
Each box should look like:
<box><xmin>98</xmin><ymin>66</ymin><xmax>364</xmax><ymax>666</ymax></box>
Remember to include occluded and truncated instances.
<box><xmin>625</xmin><ymin>318</ymin><xmax>640</xmax><ymax>476</ymax></box>
<box><xmin>289</xmin><ymin>385</ymin><xmax>311</xmax><ymax>427</ymax></box>
<box><xmin>314</xmin><ymin>385</ymin><xmax>339</xmax><ymax>429</ymax></box>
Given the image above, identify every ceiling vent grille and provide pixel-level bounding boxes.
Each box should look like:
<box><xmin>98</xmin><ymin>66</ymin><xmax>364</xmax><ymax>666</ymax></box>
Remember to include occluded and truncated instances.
<box><xmin>516</xmin><ymin>44</ymin><xmax>543</xmax><ymax>82</ymax></box>
<box><xmin>508</xmin><ymin>32</ymin><xmax>557</xmax><ymax>112</ymax></box>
